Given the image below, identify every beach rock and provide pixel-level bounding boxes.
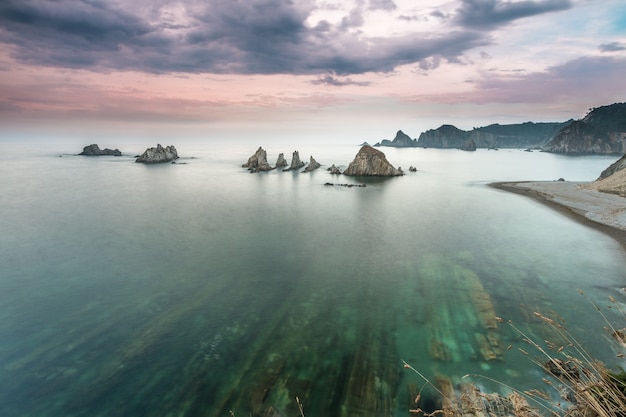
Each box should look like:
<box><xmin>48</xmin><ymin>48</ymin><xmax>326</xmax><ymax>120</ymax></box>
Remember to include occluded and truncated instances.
<box><xmin>79</xmin><ymin>144</ymin><xmax>122</xmax><ymax>156</ymax></box>
<box><xmin>461</xmin><ymin>139</ymin><xmax>477</xmax><ymax>151</ymax></box>
<box><xmin>242</xmin><ymin>146</ymin><xmax>272</xmax><ymax>172</ymax></box>
<box><xmin>283</xmin><ymin>151</ymin><xmax>305</xmax><ymax>171</ymax></box>
<box><xmin>327</xmin><ymin>164</ymin><xmax>342</xmax><ymax>175</ymax></box>
<box><xmin>303</xmin><ymin>156</ymin><xmax>321</xmax><ymax>173</ymax></box>
<box><xmin>343</xmin><ymin>145</ymin><xmax>403</xmax><ymax>176</ymax></box>
<box><xmin>275</xmin><ymin>153</ymin><xmax>288</xmax><ymax>168</ymax></box>
<box><xmin>135</xmin><ymin>144</ymin><xmax>178</xmax><ymax>163</ymax></box>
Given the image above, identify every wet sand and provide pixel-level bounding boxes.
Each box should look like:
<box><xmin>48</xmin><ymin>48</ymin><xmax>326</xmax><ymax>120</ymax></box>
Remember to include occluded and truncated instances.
<box><xmin>490</xmin><ymin>181</ymin><xmax>626</xmax><ymax>252</ymax></box>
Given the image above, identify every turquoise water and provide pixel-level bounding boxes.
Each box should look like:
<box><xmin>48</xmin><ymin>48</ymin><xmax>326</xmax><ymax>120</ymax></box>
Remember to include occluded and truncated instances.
<box><xmin>0</xmin><ymin>138</ymin><xmax>625</xmax><ymax>416</ymax></box>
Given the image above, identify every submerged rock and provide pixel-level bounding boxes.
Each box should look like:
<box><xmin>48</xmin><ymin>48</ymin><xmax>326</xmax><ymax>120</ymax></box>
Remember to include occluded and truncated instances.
<box><xmin>79</xmin><ymin>144</ymin><xmax>122</xmax><ymax>156</ymax></box>
<box><xmin>283</xmin><ymin>151</ymin><xmax>305</xmax><ymax>171</ymax></box>
<box><xmin>303</xmin><ymin>156</ymin><xmax>321</xmax><ymax>173</ymax></box>
<box><xmin>343</xmin><ymin>145</ymin><xmax>403</xmax><ymax>176</ymax></box>
<box><xmin>275</xmin><ymin>153</ymin><xmax>288</xmax><ymax>168</ymax></box>
<box><xmin>327</xmin><ymin>164</ymin><xmax>342</xmax><ymax>175</ymax></box>
<box><xmin>135</xmin><ymin>144</ymin><xmax>178</xmax><ymax>163</ymax></box>
<box><xmin>242</xmin><ymin>146</ymin><xmax>273</xmax><ymax>172</ymax></box>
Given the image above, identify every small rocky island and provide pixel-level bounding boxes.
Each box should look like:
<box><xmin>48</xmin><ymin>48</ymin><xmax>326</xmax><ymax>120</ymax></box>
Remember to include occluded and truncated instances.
<box><xmin>343</xmin><ymin>145</ymin><xmax>404</xmax><ymax>176</ymax></box>
<box><xmin>242</xmin><ymin>146</ymin><xmax>273</xmax><ymax>172</ymax></box>
<box><xmin>79</xmin><ymin>144</ymin><xmax>122</xmax><ymax>156</ymax></box>
<box><xmin>135</xmin><ymin>144</ymin><xmax>179</xmax><ymax>163</ymax></box>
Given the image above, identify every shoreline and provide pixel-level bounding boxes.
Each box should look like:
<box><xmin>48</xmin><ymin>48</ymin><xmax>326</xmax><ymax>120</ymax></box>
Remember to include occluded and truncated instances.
<box><xmin>489</xmin><ymin>181</ymin><xmax>626</xmax><ymax>253</ymax></box>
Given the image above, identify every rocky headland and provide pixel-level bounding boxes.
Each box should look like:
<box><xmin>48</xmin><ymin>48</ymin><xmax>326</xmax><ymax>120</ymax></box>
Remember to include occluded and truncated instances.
<box><xmin>374</xmin><ymin>130</ymin><xmax>417</xmax><ymax>147</ymax></box>
<box><xmin>135</xmin><ymin>144</ymin><xmax>179</xmax><ymax>163</ymax></box>
<box><xmin>542</xmin><ymin>103</ymin><xmax>626</xmax><ymax>155</ymax></box>
<box><xmin>343</xmin><ymin>145</ymin><xmax>403</xmax><ymax>176</ymax></box>
<box><xmin>79</xmin><ymin>144</ymin><xmax>122</xmax><ymax>156</ymax></box>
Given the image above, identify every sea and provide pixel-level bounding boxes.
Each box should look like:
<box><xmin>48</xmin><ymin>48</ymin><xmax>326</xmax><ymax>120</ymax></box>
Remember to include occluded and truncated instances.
<box><xmin>1</xmin><ymin>137</ymin><xmax>625</xmax><ymax>417</ymax></box>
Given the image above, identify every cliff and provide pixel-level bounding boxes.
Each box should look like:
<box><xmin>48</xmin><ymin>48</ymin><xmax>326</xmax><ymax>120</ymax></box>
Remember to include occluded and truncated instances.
<box><xmin>586</xmin><ymin>154</ymin><xmax>626</xmax><ymax>197</ymax></box>
<box><xmin>343</xmin><ymin>146</ymin><xmax>403</xmax><ymax>176</ymax></box>
<box><xmin>542</xmin><ymin>103</ymin><xmax>626</xmax><ymax>155</ymax></box>
<box><xmin>135</xmin><ymin>144</ymin><xmax>178</xmax><ymax>163</ymax></box>
<box><xmin>375</xmin><ymin>130</ymin><xmax>418</xmax><ymax>147</ymax></box>
<box><xmin>416</xmin><ymin>122</ymin><xmax>566</xmax><ymax>149</ymax></box>
<box><xmin>79</xmin><ymin>144</ymin><xmax>122</xmax><ymax>156</ymax></box>
<box><xmin>417</xmin><ymin>125</ymin><xmax>468</xmax><ymax>148</ymax></box>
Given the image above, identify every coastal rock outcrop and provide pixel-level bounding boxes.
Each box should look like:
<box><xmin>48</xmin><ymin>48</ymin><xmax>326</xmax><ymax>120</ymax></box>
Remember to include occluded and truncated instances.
<box><xmin>542</xmin><ymin>103</ymin><xmax>626</xmax><ymax>155</ymax></box>
<box><xmin>79</xmin><ymin>144</ymin><xmax>122</xmax><ymax>156</ymax></box>
<box><xmin>242</xmin><ymin>147</ymin><xmax>273</xmax><ymax>172</ymax></box>
<box><xmin>598</xmin><ymin>153</ymin><xmax>626</xmax><ymax>180</ymax></box>
<box><xmin>135</xmin><ymin>144</ymin><xmax>178</xmax><ymax>163</ymax></box>
<box><xmin>303</xmin><ymin>156</ymin><xmax>321</xmax><ymax>173</ymax></box>
<box><xmin>275</xmin><ymin>153</ymin><xmax>288</xmax><ymax>168</ymax></box>
<box><xmin>284</xmin><ymin>151</ymin><xmax>305</xmax><ymax>171</ymax></box>
<box><xmin>327</xmin><ymin>164</ymin><xmax>342</xmax><ymax>175</ymax></box>
<box><xmin>375</xmin><ymin>130</ymin><xmax>418</xmax><ymax>147</ymax></box>
<box><xmin>343</xmin><ymin>145</ymin><xmax>403</xmax><ymax>176</ymax></box>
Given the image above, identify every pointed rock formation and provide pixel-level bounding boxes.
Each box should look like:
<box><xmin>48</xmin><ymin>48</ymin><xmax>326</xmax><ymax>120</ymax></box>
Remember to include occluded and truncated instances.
<box><xmin>275</xmin><ymin>153</ymin><xmax>288</xmax><ymax>168</ymax></box>
<box><xmin>343</xmin><ymin>146</ymin><xmax>403</xmax><ymax>176</ymax></box>
<box><xmin>135</xmin><ymin>144</ymin><xmax>178</xmax><ymax>163</ymax></box>
<box><xmin>79</xmin><ymin>144</ymin><xmax>122</xmax><ymax>156</ymax></box>
<box><xmin>283</xmin><ymin>151</ymin><xmax>305</xmax><ymax>171</ymax></box>
<box><xmin>242</xmin><ymin>146</ymin><xmax>273</xmax><ymax>172</ymax></box>
<box><xmin>303</xmin><ymin>156</ymin><xmax>321</xmax><ymax>173</ymax></box>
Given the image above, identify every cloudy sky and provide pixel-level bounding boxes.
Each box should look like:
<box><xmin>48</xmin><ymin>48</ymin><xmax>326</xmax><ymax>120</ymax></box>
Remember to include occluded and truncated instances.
<box><xmin>1</xmin><ymin>0</ymin><xmax>625</xmax><ymax>142</ymax></box>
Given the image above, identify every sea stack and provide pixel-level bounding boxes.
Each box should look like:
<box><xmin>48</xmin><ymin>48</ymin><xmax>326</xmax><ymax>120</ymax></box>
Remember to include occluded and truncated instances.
<box><xmin>135</xmin><ymin>144</ymin><xmax>178</xmax><ymax>163</ymax></box>
<box><xmin>303</xmin><ymin>156</ymin><xmax>321</xmax><ymax>173</ymax></box>
<box><xmin>343</xmin><ymin>145</ymin><xmax>404</xmax><ymax>176</ymax></box>
<box><xmin>284</xmin><ymin>151</ymin><xmax>305</xmax><ymax>171</ymax></box>
<box><xmin>242</xmin><ymin>146</ymin><xmax>272</xmax><ymax>172</ymax></box>
<box><xmin>275</xmin><ymin>153</ymin><xmax>288</xmax><ymax>168</ymax></box>
<box><xmin>79</xmin><ymin>144</ymin><xmax>122</xmax><ymax>156</ymax></box>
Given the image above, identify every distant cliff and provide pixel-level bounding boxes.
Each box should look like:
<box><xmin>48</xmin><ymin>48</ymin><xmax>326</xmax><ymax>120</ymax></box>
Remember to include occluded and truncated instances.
<box><xmin>374</xmin><ymin>130</ymin><xmax>418</xmax><ymax>147</ymax></box>
<box><xmin>415</xmin><ymin>122</ymin><xmax>567</xmax><ymax>149</ymax></box>
<box><xmin>542</xmin><ymin>103</ymin><xmax>626</xmax><ymax>155</ymax></box>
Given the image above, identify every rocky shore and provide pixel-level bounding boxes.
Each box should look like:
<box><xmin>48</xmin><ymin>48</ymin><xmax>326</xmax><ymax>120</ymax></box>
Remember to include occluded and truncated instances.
<box><xmin>490</xmin><ymin>181</ymin><xmax>626</xmax><ymax>251</ymax></box>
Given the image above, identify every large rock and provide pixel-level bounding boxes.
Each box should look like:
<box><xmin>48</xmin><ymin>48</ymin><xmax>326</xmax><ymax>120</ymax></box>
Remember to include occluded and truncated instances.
<box><xmin>461</xmin><ymin>139</ymin><xmax>477</xmax><ymax>151</ymax></box>
<box><xmin>542</xmin><ymin>103</ymin><xmax>626</xmax><ymax>155</ymax></box>
<box><xmin>242</xmin><ymin>146</ymin><xmax>272</xmax><ymax>172</ymax></box>
<box><xmin>303</xmin><ymin>156</ymin><xmax>321</xmax><ymax>173</ymax></box>
<box><xmin>327</xmin><ymin>164</ymin><xmax>342</xmax><ymax>175</ymax></box>
<box><xmin>135</xmin><ymin>144</ymin><xmax>178</xmax><ymax>163</ymax></box>
<box><xmin>343</xmin><ymin>145</ymin><xmax>403</xmax><ymax>176</ymax></box>
<box><xmin>79</xmin><ymin>144</ymin><xmax>121</xmax><ymax>156</ymax></box>
<box><xmin>284</xmin><ymin>151</ymin><xmax>305</xmax><ymax>171</ymax></box>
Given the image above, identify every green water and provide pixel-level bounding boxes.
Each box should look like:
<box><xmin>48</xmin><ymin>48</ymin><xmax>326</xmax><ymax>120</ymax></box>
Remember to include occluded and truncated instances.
<box><xmin>0</xmin><ymin>139</ymin><xmax>624</xmax><ymax>416</ymax></box>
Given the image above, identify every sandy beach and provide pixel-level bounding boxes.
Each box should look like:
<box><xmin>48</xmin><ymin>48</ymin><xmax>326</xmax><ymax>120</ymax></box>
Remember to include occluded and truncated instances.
<box><xmin>490</xmin><ymin>181</ymin><xmax>626</xmax><ymax>252</ymax></box>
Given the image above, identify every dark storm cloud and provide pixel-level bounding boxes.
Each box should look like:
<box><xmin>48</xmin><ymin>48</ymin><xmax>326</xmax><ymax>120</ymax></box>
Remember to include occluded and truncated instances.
<box><xmin>455</xmin><ymin>0</ymin><xmax>572</xmax><ymax>28</ymax></box>
<box><xmin>0</xmin><ymin>0</ymin><xmax>561</xmax><ymax>76</ymax></box>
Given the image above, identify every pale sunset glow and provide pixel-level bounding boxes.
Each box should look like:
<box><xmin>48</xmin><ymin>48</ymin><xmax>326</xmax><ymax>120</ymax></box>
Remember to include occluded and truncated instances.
<box><xmin>1</xmin><ymin>0</ymin><xmax>625</xmax><ymax>141</ymax></box>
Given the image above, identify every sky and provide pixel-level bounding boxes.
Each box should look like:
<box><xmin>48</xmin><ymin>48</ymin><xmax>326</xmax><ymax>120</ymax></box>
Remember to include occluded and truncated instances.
<box><xmin>0</xmin><ymin>0</ymin><xmax>625</xmax><ymax>142</ymax></box>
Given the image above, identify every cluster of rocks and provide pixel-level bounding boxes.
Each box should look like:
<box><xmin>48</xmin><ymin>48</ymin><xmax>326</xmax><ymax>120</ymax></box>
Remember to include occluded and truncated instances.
<box><xmin>242</xmin><ymin>147</ymin><xmax>322</xmax><ymax>173</ymax></box>
<box><xmin>243</xmin><ymin>145</ymin><xmax>405</xmax><ymax>177</ymax></box>
<box><xmin>79</xmin><ymin>143</ymin><xmax>179</xmax><ymax>164</ymax></box>
<box><xmin>79</xmin><ymin>144</ymin><xmax>122</xmax><ymax>156</ymax></box>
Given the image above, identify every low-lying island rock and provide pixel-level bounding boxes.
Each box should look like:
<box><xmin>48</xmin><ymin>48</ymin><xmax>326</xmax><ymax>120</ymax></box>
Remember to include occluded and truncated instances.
<box><xmin>136</xmin><ymin>144</ymin><xmax>178</xmax><ymax>163</ymax></box>
<box><xmin>242</xmin><ymin>146</ymin><xmax>273</xmax><ymax>172</ymax></box>
<box><xmin>283</xmin><ymin>151</ymin><xmax>305</xmax><ymax>171</ymax></box>
<box><xmin>343</xmin><ymin>145</ymin><xmax>404</xmax><ymax>176</ymax></box>
<box><xmin>327</xmin><ymin>164</ymin><xmax>342</xmax><ymax>175</ymax></box>
<box><xmin>79</xmin><ymin>144</ymin><xmax>122</xmax><ymax>156</ymax></box>
<box><xmin>303</xmin><ymin>156</ymin><xmax>321</xmax><ymax>173</ymax></box>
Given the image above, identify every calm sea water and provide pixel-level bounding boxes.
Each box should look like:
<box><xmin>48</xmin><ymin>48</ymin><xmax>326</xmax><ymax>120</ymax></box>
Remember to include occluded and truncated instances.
<box><xmin>1</xmin><ymin>138</ymin><xmax>625</xmax><ymax>416</ymax></box>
